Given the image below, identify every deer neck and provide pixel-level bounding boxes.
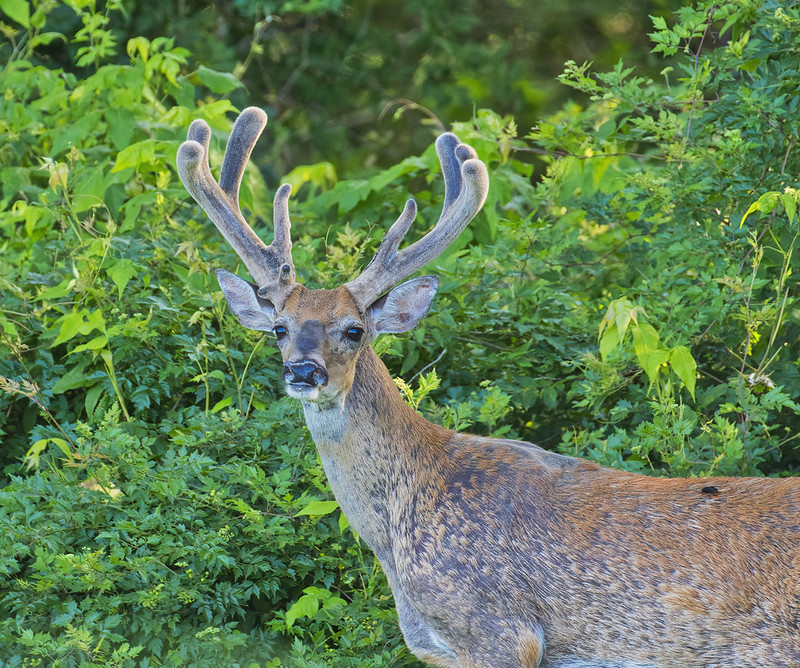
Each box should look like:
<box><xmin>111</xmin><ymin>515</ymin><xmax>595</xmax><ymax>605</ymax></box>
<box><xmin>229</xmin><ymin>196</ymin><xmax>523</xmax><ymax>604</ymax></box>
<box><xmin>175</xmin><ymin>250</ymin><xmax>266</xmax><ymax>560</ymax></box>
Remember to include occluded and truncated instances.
<box><xmin>299</xmin><ymin>346</ymin><xmax>445</xmax><ymax>551</ymax></box>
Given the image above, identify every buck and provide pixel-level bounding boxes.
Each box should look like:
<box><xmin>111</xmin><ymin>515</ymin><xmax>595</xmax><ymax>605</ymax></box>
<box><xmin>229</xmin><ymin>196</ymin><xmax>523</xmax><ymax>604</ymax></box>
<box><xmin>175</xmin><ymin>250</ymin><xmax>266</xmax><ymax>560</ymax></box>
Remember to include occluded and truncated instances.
<box><xmin>177</xmin><ymin>107</ymin><xmax>800</xmax><ymax>668</ymax></box>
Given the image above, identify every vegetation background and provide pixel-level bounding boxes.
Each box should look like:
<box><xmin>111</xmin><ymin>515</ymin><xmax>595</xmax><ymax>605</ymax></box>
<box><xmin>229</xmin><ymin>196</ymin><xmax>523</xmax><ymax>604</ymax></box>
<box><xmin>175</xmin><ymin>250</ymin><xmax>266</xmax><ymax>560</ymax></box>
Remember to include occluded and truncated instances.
<box><xmin>1</xmin><ymin>0</ymin><xmax>799</xmax><ymax>665</ymax></box>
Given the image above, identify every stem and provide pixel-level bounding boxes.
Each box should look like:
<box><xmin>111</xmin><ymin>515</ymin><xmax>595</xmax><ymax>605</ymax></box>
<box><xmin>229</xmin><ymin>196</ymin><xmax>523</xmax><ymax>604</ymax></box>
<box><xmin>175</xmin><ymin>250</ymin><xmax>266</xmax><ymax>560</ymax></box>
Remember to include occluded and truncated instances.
<box><xmin>682</xmin><ymin>5</ymin><xmax>717</xmax><ymax>151</ymax></box>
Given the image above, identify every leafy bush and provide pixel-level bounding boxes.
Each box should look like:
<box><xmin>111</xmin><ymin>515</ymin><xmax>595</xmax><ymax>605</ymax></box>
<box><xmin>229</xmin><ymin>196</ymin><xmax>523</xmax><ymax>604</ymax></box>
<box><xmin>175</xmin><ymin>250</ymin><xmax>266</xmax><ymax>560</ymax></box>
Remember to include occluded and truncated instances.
<box><xmin>1</xmin><ymin>0</ymin><xmax>799</xmax><ymax>665</ymax></box>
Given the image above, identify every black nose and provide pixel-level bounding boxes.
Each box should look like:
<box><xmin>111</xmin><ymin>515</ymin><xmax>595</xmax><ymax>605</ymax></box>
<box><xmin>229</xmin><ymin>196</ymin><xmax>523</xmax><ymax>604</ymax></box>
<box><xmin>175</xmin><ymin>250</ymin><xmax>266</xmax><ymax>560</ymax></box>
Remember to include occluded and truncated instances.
<box><xmin>283</xmin><ymin>361</ymin><xmax>328</xmax><ymax>387</ymax></box>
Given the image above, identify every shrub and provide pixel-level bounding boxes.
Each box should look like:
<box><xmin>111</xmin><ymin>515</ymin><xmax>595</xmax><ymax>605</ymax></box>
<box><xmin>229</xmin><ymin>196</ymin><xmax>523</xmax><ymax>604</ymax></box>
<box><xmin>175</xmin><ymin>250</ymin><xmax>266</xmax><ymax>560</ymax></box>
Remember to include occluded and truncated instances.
<box><xmin>1</xmin><ymin>0</ymin><xmax>799</xmax><ymax>665</ymax></box>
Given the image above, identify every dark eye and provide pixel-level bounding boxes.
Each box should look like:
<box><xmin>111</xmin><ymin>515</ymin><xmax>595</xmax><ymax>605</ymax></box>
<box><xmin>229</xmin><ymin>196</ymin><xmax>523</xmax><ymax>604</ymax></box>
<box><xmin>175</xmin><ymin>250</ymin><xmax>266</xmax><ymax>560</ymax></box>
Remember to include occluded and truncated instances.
<box><xmin>345</xmin><ymin>327</ymin><xmax>364</xmax><ymax>343</ymax></box>
<box><xmin>274</xmin><ymin>325</ymin><xmax>287</xmax><ymax>341</ymax></box>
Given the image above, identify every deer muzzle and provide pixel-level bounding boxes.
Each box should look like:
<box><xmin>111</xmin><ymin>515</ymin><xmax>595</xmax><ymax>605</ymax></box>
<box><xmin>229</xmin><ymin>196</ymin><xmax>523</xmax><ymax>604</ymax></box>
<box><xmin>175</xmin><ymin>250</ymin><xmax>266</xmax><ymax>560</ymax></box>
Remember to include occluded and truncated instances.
<box><xmin>283</xmin><ymin>361</ymin><xmax>329</xmax><ymax>389</ymax></box>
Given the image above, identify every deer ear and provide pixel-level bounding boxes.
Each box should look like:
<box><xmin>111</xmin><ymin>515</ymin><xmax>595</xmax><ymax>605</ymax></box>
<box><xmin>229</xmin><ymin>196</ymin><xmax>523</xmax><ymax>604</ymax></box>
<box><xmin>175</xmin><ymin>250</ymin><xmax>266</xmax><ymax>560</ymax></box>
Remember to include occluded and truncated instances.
<box><xmin>216</xmin><ymin>268</ymin><xmax>276</xmax><ymax>331</ymax></box>
<box><xmin>369</xmin><ymin>275</ymin><xmax>439</xmax><ymax>334</ymax></box>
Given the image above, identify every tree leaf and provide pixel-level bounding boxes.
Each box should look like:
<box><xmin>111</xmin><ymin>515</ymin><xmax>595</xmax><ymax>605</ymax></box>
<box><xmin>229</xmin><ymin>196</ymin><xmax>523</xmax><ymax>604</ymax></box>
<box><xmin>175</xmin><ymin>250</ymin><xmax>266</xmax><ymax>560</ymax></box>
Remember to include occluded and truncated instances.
<box><xmin>0</xmin><ymin>0</ymin><xmax>30</xmax><ymax>28</ymax></box>
<box><xmin>192</xmin><ymin>65</ymin><xmax>244</xmax><ymax>94</ymax></box>
<box><xmin>285</xmin><ymin>593</ymin><xmax>319</xmax><ymax>628</ymax></box>
<box><xmin>669</xmin><ymin>345</ymin><xmax>697</xmax><ymax>399</ymax></box>
<box><xmin>106</xmin><ymin>259</ymin><xmax>137</xmax><ymax>299</ymax></box>
<box><xmin>632</xmin><ymin>323</ymin><xmax>665</xmax><ymax>385</ymax></box>
<box><xmin>112</xmin><ymin>139</ymin><xmax>158</xmax><ymax>173</ymax></box>
<box><xmin>295</xmin><ymin>500</ymin><xmax>339</xmax><ymax>517</ymax></box>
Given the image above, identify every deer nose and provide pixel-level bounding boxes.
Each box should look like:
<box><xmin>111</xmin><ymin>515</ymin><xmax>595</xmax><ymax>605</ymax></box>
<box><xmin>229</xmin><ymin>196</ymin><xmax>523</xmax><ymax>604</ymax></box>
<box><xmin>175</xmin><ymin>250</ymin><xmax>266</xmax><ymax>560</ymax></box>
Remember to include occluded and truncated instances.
<box><xmin>283</xmin><ymin>361</ymin><xmax>328</xmax><ymax>387</ymax></box>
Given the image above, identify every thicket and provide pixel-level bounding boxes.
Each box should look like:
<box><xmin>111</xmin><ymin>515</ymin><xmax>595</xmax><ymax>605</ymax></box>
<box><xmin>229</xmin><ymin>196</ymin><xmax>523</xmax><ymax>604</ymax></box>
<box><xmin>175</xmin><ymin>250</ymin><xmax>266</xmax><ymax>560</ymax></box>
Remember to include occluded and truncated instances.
<box><xmin>1</xmin><ymin>0</ymin><xmax>799</xmax><ymax>665</ymax></box>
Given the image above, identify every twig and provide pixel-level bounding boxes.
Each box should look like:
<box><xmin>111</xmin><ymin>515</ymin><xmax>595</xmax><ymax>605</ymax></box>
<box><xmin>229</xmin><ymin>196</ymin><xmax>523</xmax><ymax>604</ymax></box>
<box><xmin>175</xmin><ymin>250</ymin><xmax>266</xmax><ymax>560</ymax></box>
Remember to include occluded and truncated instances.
<box><xmin>683</xmin><ymin>5</ymin><xmax>717</xmax><ymax>151</ymax></box>
<box><xmin>409</xmin><ymin>348</ymin><xmax>448</xmax><ymax>383</ymax></box>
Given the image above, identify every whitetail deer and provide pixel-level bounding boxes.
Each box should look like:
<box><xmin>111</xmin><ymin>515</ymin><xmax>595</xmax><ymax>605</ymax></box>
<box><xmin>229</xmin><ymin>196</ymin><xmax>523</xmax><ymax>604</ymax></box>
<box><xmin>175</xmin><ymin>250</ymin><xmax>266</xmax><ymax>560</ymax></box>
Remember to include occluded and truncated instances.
<box><xmin>177</xmin><ymin>108</ymin><xmax>800</xmax><ymax>668</ymax></box>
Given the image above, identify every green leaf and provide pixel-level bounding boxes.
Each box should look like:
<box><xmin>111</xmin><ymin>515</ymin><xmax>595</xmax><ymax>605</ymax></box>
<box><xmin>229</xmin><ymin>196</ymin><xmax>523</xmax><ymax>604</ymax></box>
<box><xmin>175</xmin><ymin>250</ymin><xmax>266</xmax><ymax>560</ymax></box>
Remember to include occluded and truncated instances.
<box><xmin>598</xmin><ymin>297</ymin><xmax>645</xmax><ymax>345</ymax></box>
<box><xmin>650</xmin><ymin>15</ymin><xmax>667</xmax><ymax>31</ymax></box>
<box><xmin>669</xmin><ymin>345</ymin><xmax>697</xmax><ymax>399</ymax></box>
<box><xmin>211</xmin><ymin>396</ymin><xmax>233</xmax><ymax>414</ymax></box>
<box><xmin>598</xmin><ymin>325</ymin><xmax>619</xmax><ymax>360</ymax></box>
<box><xmin>84</xmin><ymin>384</ymin><xmax>103</xmax><ymax>418</ymax></box>
<box><xmin>740</xmin><ymin>191</ymin><xmax>780</xmax><ymax>227</ymax></box>
<box><xmin>284</xmin><ymin>162</ymin><xmax>337</xmax><ymax>193</ymax></box>
<box><xmin>0</xmin><ymin>0</ymin><xmax>30</xmax><ymax>28</ymax></box>
<box><xmin>106</xmin><ymin>259</ymin><xmax>137</xmax><ymax>299</ymax></box>
<box><xmin>739</xmin><ymin>199</ymin><xmax>760</xmax><ymax>228</ymax></box>
<box><xmin>52</xmin><ymin>367</ymin><xmax>94</xmax><ymax>394</ymax></box>
<box><xmin>781</xmin><ymin>192</ymin><xmax>796</xmax><ymax>225</ymax></box>
<box><xmin>106</xmin><ymin>108</ymin><xmax>136</xmax><ymax>151</ymax></box>
<box><xmin>38</xmin><ymin>277</ymin><xmax>76</xmax><ymax>301</ymax></box>
<box><xmin>24</xmin><ymin>437</ymin><xmax>74</xmax><ymax>470</ymax></box>
<box><xmin>295</xmin><ymin>499</ymin><xmax>339</xmax><ymax>517</ymax></box>
<box><xmin>51</xmin><ymin>309</ymin><xmax>106</xmax><ymax>347</ymax></box>
<box><xmin>30</xmin><ymin>31</ymin><xmax>66</xmax><ymax>48</ymax></box>
<box><xmin>112</xmin><ymin>139</ymin><xmax>158</xmax><ymax>173</ymax></box>
<box><xmin>285</xmin><ymin>593</ymin><xmax>319</xmax><ymax>628</ymax></box>
<box><xmin>338</xmin><ymin>511</ymin><xmax>350</xmax><ymax>534</ymax></box>
<box><xmin>24</xmin><ymin>439</ymin><xmax>48</xmax><ymax>470</ymax></box>
<box><xmin>69</xmin><ymin>334</ymin><xmax>108</xmax><ymax>355</ymax></box>
<box><xmin>631</xmin><ymin>323</ymin><xmax>665</xmax><ymax>385</ymax></box>
<box><xmin>192</xmin><ymin>65</ymin><xmax>244</xmax><ymax>94</ymax></box>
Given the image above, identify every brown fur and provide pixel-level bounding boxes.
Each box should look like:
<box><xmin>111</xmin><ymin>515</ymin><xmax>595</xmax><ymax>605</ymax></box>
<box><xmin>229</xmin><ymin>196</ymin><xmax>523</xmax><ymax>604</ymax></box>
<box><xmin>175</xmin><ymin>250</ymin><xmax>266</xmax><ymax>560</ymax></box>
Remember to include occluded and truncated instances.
<box><xmin>288</xmin><ymin>311</ymin><xmax>800</xmax><ymax>668</ymax></box>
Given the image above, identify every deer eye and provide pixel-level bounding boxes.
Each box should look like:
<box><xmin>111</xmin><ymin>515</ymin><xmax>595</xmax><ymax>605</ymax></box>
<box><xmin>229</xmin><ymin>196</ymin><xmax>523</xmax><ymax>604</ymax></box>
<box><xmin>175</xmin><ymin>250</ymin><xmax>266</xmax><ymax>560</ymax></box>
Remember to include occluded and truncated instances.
<box><xmin>345</xmin><ymin>327</ymin><xmax>364</xmax><ymax>343</ymax></box>
<box><xmin>274</xmin><ymin>325</ymin><xmax>287</xmax><ymax>341</ymax></box>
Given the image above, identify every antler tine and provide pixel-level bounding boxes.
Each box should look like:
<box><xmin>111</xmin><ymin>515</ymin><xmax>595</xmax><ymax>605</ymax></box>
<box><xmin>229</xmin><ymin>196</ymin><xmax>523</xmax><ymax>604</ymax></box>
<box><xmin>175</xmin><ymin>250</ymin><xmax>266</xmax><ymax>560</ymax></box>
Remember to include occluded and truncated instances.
<box><xmin>345</xmin><ymin>133</ymin><xmax>489</xmax><ymax>308</ymax></box>
<box><xmin>218</xmin><ymin>108</ymin><xmax>266</xmax><ymax>206</ymax></box>
<box><xmin>176</xmin><ymin>107</ymin><xmax>296</xmax><ymax>298</ymax></box>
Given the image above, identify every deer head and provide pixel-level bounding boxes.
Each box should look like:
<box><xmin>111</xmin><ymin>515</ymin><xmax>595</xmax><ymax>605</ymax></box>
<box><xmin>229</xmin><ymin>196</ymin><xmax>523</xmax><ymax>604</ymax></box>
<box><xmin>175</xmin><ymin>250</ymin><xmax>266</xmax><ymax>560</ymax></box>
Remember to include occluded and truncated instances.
<box><xmin>176</xmin><ymin>108</ymin><xmax>489</xmax><ymax>407</ymax></box>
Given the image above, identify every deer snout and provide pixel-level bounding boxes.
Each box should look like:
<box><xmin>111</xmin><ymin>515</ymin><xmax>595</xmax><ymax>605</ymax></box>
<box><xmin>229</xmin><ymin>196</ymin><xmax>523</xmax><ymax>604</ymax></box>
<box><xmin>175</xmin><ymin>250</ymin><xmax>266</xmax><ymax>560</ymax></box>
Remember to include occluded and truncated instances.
<box><xmin>283</xmin><ymin>361</ymin><xmax>328</xmax><ymax>387</ymax></box>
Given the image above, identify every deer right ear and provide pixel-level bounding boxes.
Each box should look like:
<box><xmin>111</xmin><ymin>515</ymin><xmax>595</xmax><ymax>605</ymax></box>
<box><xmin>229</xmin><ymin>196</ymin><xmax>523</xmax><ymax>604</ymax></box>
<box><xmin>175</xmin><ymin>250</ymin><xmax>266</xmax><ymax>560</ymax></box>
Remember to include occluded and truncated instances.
<box><xmin>215</xmin><ymin>268</ymin><xmax>276</xmax><ymax>331</ymax></box>
<box><xmin>368</xmin><ymin>275</ymin><xmax>439</xmax><ymax>334</ymax></box>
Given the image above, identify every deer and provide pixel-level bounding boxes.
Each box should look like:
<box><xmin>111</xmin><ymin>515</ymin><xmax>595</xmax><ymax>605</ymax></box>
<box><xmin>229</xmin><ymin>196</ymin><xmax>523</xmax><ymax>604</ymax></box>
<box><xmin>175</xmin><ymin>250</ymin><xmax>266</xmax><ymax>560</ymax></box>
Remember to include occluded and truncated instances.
<box><xmin>176</xmin><ymin>107</ymin><xmax>800</xmax><ymax>668</ymax></box>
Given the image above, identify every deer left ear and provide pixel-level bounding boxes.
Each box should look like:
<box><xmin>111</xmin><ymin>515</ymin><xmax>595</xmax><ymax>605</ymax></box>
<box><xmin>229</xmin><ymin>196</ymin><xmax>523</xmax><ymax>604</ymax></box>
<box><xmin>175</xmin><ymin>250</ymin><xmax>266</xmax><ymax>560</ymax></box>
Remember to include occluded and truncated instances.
<box><xmin>368</xmin><ymin>275</ymin><xmax>439</xmax><ymax>334</ymax></box>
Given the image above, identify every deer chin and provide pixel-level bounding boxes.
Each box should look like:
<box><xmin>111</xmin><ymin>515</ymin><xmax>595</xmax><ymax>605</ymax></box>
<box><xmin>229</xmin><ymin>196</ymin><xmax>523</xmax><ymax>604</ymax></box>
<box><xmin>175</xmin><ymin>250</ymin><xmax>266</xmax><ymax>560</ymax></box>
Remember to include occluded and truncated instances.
<box><xmin>286</xmin><ymin>383</ymin><xmax>322</xmax><ymax>401</ymax></box>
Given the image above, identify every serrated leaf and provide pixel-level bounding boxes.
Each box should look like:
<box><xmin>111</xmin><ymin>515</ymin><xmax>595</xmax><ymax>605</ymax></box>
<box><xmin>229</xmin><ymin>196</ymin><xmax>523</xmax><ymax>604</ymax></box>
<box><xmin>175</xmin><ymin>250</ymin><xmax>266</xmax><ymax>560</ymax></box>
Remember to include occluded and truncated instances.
<box><xmin>650</xmin><ymin>14</ymin><xmax>667</xmax><ymax>31</ymax></box>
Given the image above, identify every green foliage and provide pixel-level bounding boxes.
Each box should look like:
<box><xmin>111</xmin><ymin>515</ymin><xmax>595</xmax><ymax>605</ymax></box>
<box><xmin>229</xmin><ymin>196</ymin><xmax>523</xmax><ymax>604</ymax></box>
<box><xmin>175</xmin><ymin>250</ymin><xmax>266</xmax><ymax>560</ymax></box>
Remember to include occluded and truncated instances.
<box><xmin>1</xmin><ymin>0</ymin><xmax>800</xmax><ymax>665</ymax></box>
<box><xmin>528</xmin><ymin>0</ymin><xmax>800</xmax><ymax>474</ymax></box>
<box><xmin>0</xmin><ymin>406</ymin><xmax>411</xmax><ymax>666</ymax></box>
<box><xmin>29</xmin><ymin>0</ymin><xmax>685</xmax><ymax>175</ymax></box>
<box><xmin>598</xmin><ymin>297</ymin><xmax>697</xmax><ymax>399</ymax></box>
